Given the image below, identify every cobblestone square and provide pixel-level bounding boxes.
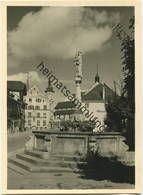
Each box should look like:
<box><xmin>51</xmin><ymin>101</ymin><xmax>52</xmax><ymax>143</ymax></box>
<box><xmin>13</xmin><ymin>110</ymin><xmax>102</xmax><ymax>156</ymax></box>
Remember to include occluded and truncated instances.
<box><xmin>8</xmin><ymin>169</ymin><xmax>134</xmax><ymax>189</ymax></box>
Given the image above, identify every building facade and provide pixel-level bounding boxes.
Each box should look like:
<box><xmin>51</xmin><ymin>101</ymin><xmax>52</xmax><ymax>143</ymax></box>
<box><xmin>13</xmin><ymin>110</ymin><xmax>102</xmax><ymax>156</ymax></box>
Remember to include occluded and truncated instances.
<box><xmin>7</xmin><ymin>81</ymin><xmax>27</xmax><ymax>133</ymax></box>
<box><xmin>54</xmin><ymin>72</ymin><xmax>115</xmax><ymax>130</ymax></box>
<box><xmin>54</xmin><ymin>101</ymin><xmax>78</xmax><ymax>121</ymax></box>
<box><xmin>24</xmin><ymin>83</ymin><xmax>54</xmax><ymax>131</ymax></box>
<box><xmin>81</xmin><ymin>74</ymin><xmax>114</xmax><ymax>126</ymax></box>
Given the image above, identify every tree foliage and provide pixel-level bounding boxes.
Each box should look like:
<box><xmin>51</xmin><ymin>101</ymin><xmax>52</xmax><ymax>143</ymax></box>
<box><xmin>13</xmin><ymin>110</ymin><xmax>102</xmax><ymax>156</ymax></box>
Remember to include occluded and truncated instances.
<box><xmin>105</xmin><ymin>17</ymin><xmax>135</xmax><ymax>150</ymax></box>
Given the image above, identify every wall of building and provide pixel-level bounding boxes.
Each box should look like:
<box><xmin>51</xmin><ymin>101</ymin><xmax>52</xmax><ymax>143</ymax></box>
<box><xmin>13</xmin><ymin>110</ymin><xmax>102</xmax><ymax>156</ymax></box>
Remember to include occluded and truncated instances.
<box><xmin>90</xmin><ymin>102</ymin><xmax>106</xmax><ymax>121</ymax></box>
<box><xmin>83</xmin><ymin>102</ymin><xmax>106</xmax><ymax>125</ymax></box>
<box><xmin>24</xmin><ymin>86</ymin><xmax>53</xmax><ymax>131</ymax></box>
<box><xmin>7</xmin><ymin>91</ymin><xmax>26</xmax><ymax>133</ymax></box>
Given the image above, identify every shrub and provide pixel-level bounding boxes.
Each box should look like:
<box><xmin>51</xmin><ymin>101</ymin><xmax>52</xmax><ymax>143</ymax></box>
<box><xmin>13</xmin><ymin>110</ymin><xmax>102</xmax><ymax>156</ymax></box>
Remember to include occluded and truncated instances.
<box><xmin>59</xmin><ymin>120</ymin><xmax>95</xmax><ymax>132</ymax></box>
<box><xmin>78</xmin><ymin>151</ymin><xmax>135</xmax><ymax>184</ymax></box>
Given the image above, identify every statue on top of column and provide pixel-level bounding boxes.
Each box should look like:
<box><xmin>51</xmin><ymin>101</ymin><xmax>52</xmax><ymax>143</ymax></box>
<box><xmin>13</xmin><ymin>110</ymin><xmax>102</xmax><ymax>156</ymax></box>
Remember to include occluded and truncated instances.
<box><xmin>73</xmin><ymin>51</ymin><xmax>83</xmax><ymax>79</ymax></box>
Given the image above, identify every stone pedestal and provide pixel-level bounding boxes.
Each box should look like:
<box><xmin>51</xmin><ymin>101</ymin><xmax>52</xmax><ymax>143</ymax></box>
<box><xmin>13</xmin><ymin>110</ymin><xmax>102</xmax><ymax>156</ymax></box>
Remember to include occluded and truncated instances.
<box><xmin>29</xmin><ymin>131</ymin><xmax>129</xmax><ymax>158</ymax></box>
<box><xmin>25</xmin><ymin>135</ymin><xmax>35</xmax><ymax>151</ymax></box>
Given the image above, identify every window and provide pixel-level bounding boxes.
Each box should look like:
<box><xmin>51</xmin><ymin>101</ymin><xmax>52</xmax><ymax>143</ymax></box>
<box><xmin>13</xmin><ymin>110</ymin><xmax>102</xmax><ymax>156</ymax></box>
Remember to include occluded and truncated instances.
<box><xmin>43</xmin><ymin>105</ymin><xmax>47</xmax><ymax>110</ymax></box>
<box><xmin>29</xmin><ymin>98</ymin><xmax>32</xmax><ymax>102</ymax></box>
<box><xmin>28</xmin><ymin>120</ymin><xmax>31</xmax><ymax>126</ymax></box>
<box><xmin>57</xmin><ymin>115</ymin><xmax>60</xmax><ymax>119</ymax></box>
<box><xmin>85</xmin><ymin>103</ymin><xmax>89</xmax><ymax>108</ymax></box>
<box><xmin>43</xmin><ymin>120</ymin><xmax>46</xmax><ymax>126</ymax></box>
<box><xmin>37</xmin><ymin>113</ymin><xmax>40</xmax><ymax>117</ymax></box>
<box><xmin>35</xmin><ymin>106</ymin><xmax>40</xmax><ymax>110</ymax></box>
<box><xmin>37</xmin><ymin>120</ymin><xmax>40</xmax><ymax>126</ymax></box>
<box><xmin>36</xmin><ymin>98</ymin><xmax>41</xmax><ymax>102</ymax></box>
<box><xmin>28</xmin><ymin>112</ymin><xmax>31</xmax><ymax>117</ymax></box>
<box><xmin>28</xmin><ymin>105</ymin><xmax>34</xmax><ymax>110</ymax></box>
<box><xmin>43</xmin><ymin>113</ymin><xmax>46</xmax><ymax>118</ymax></box>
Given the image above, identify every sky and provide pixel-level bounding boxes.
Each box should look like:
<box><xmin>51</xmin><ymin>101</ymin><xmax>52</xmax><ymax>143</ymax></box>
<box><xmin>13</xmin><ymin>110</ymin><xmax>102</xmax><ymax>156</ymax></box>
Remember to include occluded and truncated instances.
<box><xmin>7</xmin><ymin>6</ymin><xmax>134</xmax><ymax>101</ymax></box>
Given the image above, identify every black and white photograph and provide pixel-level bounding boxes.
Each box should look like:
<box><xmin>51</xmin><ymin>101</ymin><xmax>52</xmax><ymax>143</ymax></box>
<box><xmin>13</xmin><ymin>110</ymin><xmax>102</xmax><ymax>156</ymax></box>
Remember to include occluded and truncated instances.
<box><xmin>1</xmin><ymin>0</ymin><xmax>141</xmax><ymax>193</ymax></box>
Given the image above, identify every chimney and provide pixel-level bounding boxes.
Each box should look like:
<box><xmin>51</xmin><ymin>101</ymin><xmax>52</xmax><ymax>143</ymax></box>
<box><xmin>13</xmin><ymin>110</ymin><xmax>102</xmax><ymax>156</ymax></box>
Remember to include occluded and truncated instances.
<box><xmin>102</xmin><ymin>83</ymin><xmax>105</xmax><ymax>100</ymax></box>
<box><xmin>95</xmin><ymin>64</ymin><xmax>100</xmax><ymax>83</ymax></box>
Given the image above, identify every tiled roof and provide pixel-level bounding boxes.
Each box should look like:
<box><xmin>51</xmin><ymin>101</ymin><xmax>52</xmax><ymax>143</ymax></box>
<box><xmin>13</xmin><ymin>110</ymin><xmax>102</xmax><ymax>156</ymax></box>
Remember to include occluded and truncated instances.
<box><xmin>7</xmin><ymin>81</ymin><xmax>27</xmax><ymax>95</ymax></box>
<box><xmin>55</xmin><ymin>101</ymin><xmax>76</xmax><ymax>109</ymax></box>
<box><xmin>82</xmin><ymin>83</ymin><xmax>114</xmax><ymax>101</ymax></box>
<box><xmin>54</xmin><ymin>83</ymin><xmax>114</xmax><ymax>111</ymax></box>
<box><xmin>54</xmin><ymin>109</ymin><xmax>82</xmax><ymax>115</ymax></box>
<box><xmin>54</xmin><ymin>110</ymin><xmax>76</xmax><ymax>115</ymax></box>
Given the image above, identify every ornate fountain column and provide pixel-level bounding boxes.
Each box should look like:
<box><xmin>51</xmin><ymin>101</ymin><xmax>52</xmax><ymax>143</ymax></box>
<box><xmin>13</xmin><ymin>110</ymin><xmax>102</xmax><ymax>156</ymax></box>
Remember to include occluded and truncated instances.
<box><xmin>73</xmin><ymin>51</ymin><xmax>83</xmax><ymax>101</ymax></box>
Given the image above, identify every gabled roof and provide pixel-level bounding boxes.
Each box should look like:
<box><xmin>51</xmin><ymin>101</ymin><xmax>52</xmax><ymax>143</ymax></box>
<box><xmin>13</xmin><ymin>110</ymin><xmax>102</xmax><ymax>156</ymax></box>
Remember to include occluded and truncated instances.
<box><xmin>55</xmin><ymin>101</ymin><xmax>76</xmax><ymax>109</ymax></box>
<box><xmin>7</xmin><ymin>81</ymin><xmax>27</xmax><ymax>95</ymax></box>
<box><xmin>27</xmin><ymin>85</ymin><xmax>46</xmax><ymax>98</ymax></box>
<box><xmin>55</xmin><ymin>83</ymin><xmax>115</xmax><ymax>111</ymax></box>
<box><xmin>82</xmin><ymin>83</ymin><xmax>114</xmax><ymax>101</ymax></box>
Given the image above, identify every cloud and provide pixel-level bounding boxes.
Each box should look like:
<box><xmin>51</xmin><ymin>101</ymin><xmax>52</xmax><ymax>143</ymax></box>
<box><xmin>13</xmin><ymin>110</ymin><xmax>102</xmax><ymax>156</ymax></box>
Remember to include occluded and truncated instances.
<box><xmin>8</xmin><ymin>71</ymin><xmax>42</xmax><ymax>86</ymax></box>
<box><xmin>7</xmin><ymin>71</ymin><xmax>69</xmax><ymax>103</ymax></box>
<box><xmin>8</xmin><ymin>71</ymin><xmax>52</xmax><ymax>94</ymax></box>
<box><xmin>8</xmin><ymin>7</ymin><xmax>120</xmax><ymax>68</ymax></box>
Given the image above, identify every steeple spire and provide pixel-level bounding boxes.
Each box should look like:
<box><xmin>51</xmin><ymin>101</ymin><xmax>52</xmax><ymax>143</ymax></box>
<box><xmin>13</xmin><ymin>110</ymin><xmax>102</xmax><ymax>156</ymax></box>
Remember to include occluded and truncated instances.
<box><xmin>95</xmin><ymin>64</ymin><xmax>100</xmax><ymax>83</ymax></box>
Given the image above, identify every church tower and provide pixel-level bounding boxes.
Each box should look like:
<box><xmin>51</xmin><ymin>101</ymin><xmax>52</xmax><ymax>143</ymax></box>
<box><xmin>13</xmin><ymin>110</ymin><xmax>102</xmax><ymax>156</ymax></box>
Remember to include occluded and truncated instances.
<box><xmin>45</xmin><ymin>79</ymin><xmax>54</xmax><ymax>106</ymax></box>
<box><xmin>45</xmin><ymin>79</ymin><xmax>54</xmax><ymax>93</ymax></box>
<box><xmin>45</xmin><ymin>79</ymin><xmax>54</xmax><ymax>123</ymax></box>
<box><xmin>45</xmin><ymin>79</ymin><xmax>54</xmax><ymax>102</ymax></box>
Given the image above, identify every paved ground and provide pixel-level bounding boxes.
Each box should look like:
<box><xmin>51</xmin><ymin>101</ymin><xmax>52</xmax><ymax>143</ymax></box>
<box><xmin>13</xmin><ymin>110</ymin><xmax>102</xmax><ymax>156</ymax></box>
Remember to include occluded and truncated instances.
<box><xmin>7</xmin><ymin>132</ymin><xmax>135</xmax><ymax>189</ymax></box>
<box><xmin>8</xmin><ymin>168</ymin><xmax>134</xmax><ymax>189</ymax></box>
<box><xmin>8</xmin><ymin>132</ymin><xmax>31</xmax><ymax>153</ymax></box>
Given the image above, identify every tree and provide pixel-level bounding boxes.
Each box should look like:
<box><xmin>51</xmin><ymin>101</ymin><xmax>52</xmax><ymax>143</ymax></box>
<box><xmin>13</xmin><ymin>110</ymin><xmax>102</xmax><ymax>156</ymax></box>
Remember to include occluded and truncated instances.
<box><xmin>116</xmin><ymin>17</ymin><xmax>135</xmax><ymax>151</ymax></box>
<box><xmin>105</xmin><ymin>17</ymin><xmax>135</xmax><ymax>150</ymax></box>
<box><xmin>105</xmin><ymin>94</ymin><xmax>128</xmax><ymax>132</ymax></box>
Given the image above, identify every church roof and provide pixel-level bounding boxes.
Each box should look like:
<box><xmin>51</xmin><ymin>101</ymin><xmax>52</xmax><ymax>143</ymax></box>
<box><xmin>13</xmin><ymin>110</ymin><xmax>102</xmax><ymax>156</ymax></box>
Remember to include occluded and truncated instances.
<box><xmin>54</xmin><ymin>83</ymin><xmax>115</xmax><ymax>111</ymax></box>
<box><xmin>82</xmin><ymin>83</ymin><xmax>114</xmax><ymax>101</ymax></box>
